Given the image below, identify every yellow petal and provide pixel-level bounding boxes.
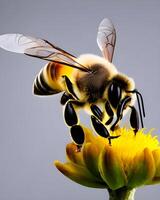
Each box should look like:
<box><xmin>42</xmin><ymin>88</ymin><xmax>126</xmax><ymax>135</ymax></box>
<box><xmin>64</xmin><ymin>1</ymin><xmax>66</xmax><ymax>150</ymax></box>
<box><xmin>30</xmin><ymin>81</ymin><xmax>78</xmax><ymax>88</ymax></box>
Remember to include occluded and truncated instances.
<box><xmin>54</xmin><ymin>160</ymin><xmax>106</xmax><ymax>188</ymax></box>
<box><xmin>66</xmin><ymin>143</ymin><xmax>84</xmax><ymax>166</ymax></box>
<box><xmin>152</xmin><ymin>148</ymin><xmax>160</xmax><ymax>177</ymax></box>
<box><xmin>148</xmin><ymin>148</ymin><xmax>160</xmax><ymax>184</ymax></box>
<box><xmin>128</xmin><ymin>148</ymin><xmax>155</xmax><ymax>188</ymax></box>
<box><xmin>83</xmin><ymin>126</ymin><xmax>96</xmax><ymax>143</ymax></box>
<box><xmin>98</xmin><ymin>145</ymin><xmax>127</xmax><ymax>190</ymax></box>
<box><xmin>83</xmin><ymin>143</ymin><xmax>101</xmax><ymax>178</ymax></box>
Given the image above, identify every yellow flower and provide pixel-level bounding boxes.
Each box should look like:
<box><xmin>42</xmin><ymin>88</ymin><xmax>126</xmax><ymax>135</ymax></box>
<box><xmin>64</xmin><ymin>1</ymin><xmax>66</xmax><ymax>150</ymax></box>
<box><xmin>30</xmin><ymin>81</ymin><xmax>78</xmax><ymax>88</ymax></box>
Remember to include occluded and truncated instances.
<box><xmin>54</xmin><ymin>127</ymin><xmax>160</xmax><ymax>199</ymax></box>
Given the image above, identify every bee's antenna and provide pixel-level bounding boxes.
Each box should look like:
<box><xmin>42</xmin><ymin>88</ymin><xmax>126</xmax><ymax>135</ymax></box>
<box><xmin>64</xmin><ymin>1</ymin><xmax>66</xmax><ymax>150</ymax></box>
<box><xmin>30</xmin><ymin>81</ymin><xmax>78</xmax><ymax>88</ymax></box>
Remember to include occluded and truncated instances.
<box><xmin>136</xmin><ymin>92</ymin><xmax>144</xmax><ymax>128</ymax></box>
<box><xmin>134</xmin><ymin>90</ymin><xmax>145</xmax><ymax>117</ymax></box>
<box><xmin>126</xmin><ymin>89</ymin><xmax>145</xmax><ymax>128</ymax></box>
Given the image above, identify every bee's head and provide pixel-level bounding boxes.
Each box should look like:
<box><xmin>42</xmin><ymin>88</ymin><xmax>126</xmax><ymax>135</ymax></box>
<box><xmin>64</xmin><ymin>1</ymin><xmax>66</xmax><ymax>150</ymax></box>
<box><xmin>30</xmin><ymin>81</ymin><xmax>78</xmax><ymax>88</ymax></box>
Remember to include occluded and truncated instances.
<box><xmin>103</xmin><ymin>73</ymin><xmax>135</xmax><ymax>109</ymax></box>
<box><xmin>112</xmin><ymin>73</ymin><xmax>135</xmax><ymax>92</ymax></box>
<box><xmin>105</xmin><ymin>73</ymin><xmax>145</xmax><ymax>129</ymax></box>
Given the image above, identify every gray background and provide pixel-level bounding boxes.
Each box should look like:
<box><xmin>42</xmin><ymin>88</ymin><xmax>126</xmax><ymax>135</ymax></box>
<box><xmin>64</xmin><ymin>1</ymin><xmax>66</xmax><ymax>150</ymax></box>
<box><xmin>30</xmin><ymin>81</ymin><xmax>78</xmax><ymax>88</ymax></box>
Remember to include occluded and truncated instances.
<box><xmin>0</xmin><ymin>0</ymin><xmax>160</xmax><ymax>199</ymax></box>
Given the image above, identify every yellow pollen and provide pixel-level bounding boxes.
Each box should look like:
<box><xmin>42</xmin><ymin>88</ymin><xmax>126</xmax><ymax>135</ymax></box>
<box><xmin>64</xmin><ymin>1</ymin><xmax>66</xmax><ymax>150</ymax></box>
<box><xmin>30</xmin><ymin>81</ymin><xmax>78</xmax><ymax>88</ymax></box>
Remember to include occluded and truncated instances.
<box><xmin>95</xmin><ymin>128</ymin><xmax>159</xmax><ymax>161</ymax></box>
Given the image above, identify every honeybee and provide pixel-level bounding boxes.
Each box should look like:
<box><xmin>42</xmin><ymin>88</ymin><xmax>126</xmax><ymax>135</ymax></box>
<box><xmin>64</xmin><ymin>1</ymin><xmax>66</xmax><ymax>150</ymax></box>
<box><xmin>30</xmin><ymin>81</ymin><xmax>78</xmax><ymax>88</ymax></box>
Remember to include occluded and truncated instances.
<box><xmin>0</xmin><ymin>18</ymin><xmax>145</xmax><ymax>147</ymax></box>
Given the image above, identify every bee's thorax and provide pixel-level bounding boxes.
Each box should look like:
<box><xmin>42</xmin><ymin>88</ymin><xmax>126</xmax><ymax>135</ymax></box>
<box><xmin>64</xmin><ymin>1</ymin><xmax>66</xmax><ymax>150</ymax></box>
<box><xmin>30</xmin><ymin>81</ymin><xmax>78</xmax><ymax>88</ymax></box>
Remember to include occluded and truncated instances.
<box><xmin>76</xmin><ymin>64</ymin><xmax>111</xmax><ymax>102</ymax></box>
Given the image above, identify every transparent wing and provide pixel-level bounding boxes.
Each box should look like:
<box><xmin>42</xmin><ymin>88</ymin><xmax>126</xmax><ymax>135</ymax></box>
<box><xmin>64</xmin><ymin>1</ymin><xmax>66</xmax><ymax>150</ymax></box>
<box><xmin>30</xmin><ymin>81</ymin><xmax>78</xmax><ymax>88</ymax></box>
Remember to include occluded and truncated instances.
<box><xmin>0</xmin><ymin>33</ymin><xmax>89</xmax><ymax>72</ymax></box>
<box><xmin>97</xmin><ymin>18</ymin><xmax>116</xmax><ymax>62</ymax></box>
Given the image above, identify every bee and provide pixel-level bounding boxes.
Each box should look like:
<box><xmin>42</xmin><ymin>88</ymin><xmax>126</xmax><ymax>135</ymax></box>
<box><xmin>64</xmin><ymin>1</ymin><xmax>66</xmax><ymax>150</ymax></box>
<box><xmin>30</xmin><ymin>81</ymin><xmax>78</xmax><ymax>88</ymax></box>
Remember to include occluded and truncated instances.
<box><xmin>0</xmin><ymin>18</ymin><xmax>145</xmax><ymax>147</ymax></box>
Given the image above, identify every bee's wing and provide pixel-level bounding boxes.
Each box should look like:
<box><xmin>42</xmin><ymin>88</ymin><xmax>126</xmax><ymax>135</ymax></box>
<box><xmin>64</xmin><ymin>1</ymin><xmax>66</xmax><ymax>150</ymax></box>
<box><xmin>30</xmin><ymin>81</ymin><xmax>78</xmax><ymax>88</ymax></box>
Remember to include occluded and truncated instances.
<box><xmin>97</xmin><ymin>18</ymin><xmax>116</xmax><ymax>62</ymax></box>
<box><xmin>0</xmin><ymin>33</ymin><xmax>89</xmax><ymax>72</ymax></box>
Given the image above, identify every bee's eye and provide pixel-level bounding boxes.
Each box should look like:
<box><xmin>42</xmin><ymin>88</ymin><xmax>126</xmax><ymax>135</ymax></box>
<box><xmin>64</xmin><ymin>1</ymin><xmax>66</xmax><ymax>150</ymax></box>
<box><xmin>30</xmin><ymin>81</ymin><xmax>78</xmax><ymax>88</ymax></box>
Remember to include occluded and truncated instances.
<box><xmin>108</xmin><ymin>82</ymin><xmax>122</xmax><ymax>108</ymax></box>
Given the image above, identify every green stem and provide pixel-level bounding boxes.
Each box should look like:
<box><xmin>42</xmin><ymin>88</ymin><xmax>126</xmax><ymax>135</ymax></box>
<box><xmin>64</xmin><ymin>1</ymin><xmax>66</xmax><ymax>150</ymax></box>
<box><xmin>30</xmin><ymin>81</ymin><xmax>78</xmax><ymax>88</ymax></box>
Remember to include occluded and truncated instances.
<box><xmin>108</xmin><ymin>187</ymin><xmax>135</xmax><ymax>200</ymax></box>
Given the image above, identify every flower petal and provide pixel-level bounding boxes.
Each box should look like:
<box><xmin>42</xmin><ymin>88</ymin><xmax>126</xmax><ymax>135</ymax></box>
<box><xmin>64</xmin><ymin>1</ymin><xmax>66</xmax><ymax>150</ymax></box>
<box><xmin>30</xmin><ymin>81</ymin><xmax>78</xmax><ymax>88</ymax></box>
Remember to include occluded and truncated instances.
<box><xmin>66</xmin><ymin>143</ymin><xmax>84</xmax><ymax>166</ymax></box>
<box><xmin>83</xmin><ymin>143</ymin><xmax>101</xmax><ymax>178</ymax></box>
<box><xmin>83</xmin><ymin>127</ymin><xmax>96</xmax><ymax>143</ymax></box>
<box><xmin>128</xmin><ymin>148</ymin><xmax>155</xmax><ymax>188</ymax></box>
<box><xmin>98</xmin><ymin>145</ymin><xmax>127</xmax><ymax>190</ymax></box>
<box><xmin>54</xmin><ymin>160</ymin><xmax>106</xmax><ymax>188</ymax></box>
<box><xmin>152</xmin><ymin>148</ymin><xmax>160</xmax><ymax>177</ymax></box>
<box><xmin>148</xmin><ymin>148</ymin><xmax>160</xmax><ymax>184</ymax></box>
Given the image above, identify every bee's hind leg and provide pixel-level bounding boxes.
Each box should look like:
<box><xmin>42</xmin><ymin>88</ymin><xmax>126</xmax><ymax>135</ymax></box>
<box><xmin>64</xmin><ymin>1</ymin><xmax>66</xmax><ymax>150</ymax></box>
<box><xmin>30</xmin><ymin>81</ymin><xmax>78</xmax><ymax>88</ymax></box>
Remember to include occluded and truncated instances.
<box><xmin>64</xmin><ymin>100</ymin><xmax>79</xmax><ymax>126</ymax></box>
<box><xmin>60</xmin><ymin>75</ymin><xmax>85</xmax><ymax>150</ymax></box>
<box><xmin>60</xmin><ymin>92</ymin><xmax>73</xmax><ymax>105</ymax></box>
<box><xmin>64</xmin><ymin>99</ymin><xmax>85</xmax><ymax>151</ymax></box>
<box><xmin>70</xmin><ymin>125</ymin><xmax>85</xmax><ymax>152</ymax></box>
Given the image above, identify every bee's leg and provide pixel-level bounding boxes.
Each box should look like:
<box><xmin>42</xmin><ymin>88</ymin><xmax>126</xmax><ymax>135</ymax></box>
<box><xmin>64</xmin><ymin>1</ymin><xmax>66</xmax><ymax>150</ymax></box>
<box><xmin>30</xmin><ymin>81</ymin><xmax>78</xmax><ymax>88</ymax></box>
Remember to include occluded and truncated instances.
<box><xmin>111</xmin><ymin>96</ymin><xmax>131</xmax><ymax>131</ymax></box>
<box><xmin>129</xmin><ymin>106</ymin><xmax>139</xmax><ymax>135</ymax></box>
<box><xmin>63</xmin><ymin>75</ymin><xmax>79</xmax><ymax>100</ymax></box>
<box><xmin>64</xmin><ymin>99</ymin><xmax>85</xmax><ymax>151</ymax></box>
<box><xmin>91</xmin><ymin>115</ymin><xmax>120</xmax><ymax>145</ymax></box>
<box><xmin>60</xmin><ymin>92</ymin><xmax>73</xmax><ymax>105</ymax></box>
<box><xmin>90</xmin><ymin>104</ymin><xmax>103</xmax><ymax>121</ymax></box>
<box><xmin>64</xmin><ymin>100</ymin><xmax>78</xmax><ymax>126</ymax></box>
<box><xmin>105</xmin><ymin>101</ymin><xmax>114</xmax><ymax>125</ymax></box>
<box><xmin>70</xmin><ymin>125</ymin><xmax>85</xmax><ymax>152</ymax></box>
<box><xmin>64</xmin><ymin>100</ymin><xmax>85</xmax><ymax>126</ymax></box>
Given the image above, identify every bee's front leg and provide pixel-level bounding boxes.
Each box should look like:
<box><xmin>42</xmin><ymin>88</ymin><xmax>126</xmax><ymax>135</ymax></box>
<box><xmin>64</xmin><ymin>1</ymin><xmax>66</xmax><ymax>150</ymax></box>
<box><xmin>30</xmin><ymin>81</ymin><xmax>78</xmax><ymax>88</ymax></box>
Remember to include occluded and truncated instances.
<box><xmin>111</xmin><ymin>96</ymin><xmax>131</xmax><ymax>131</ymax></box>
<box><xmin>129</xmin><ymin>106</ymin><xmax>139</xmax><ymax>134</ymax></box>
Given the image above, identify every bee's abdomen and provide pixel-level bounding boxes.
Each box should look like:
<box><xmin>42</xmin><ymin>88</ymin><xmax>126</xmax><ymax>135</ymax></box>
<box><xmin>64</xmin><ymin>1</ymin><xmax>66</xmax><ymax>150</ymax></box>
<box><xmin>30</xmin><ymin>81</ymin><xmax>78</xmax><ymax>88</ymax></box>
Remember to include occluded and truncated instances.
<box><xmin>33</xmin><ymin>70</ymin><xmax>61</xmax><ymax>95</ymax></box>
<box><xmin>33</xmin><ymin>62</ymin><xmax>64</xmax><ymax>96</ymax></box>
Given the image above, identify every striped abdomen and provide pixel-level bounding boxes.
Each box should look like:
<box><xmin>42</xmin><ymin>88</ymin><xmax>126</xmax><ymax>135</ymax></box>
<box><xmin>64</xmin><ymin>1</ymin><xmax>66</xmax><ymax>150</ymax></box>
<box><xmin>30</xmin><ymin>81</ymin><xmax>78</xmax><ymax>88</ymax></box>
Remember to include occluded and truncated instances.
<box><xmin>33</xmin><ymin>62</ymin><xmax>74</xmax><ymax>96</ymax></box>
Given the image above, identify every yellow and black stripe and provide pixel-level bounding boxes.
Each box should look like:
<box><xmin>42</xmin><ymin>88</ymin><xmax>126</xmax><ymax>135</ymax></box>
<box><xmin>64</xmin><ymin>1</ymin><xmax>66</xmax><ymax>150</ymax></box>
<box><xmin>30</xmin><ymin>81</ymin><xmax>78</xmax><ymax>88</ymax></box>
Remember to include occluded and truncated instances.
<box><xmin>33</xmin><ymin>62</ymin><xmax>74</xmax><ymax>96</ymax></box>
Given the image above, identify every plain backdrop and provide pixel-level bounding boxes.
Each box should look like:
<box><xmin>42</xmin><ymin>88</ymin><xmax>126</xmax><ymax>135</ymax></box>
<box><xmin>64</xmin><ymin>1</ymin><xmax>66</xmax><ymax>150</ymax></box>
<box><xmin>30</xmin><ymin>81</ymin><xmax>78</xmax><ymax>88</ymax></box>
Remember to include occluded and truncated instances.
<box><xmin>0</xmin><ymin>0</ymin><xmax>160</xmax><ymax>200</ymax></box>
